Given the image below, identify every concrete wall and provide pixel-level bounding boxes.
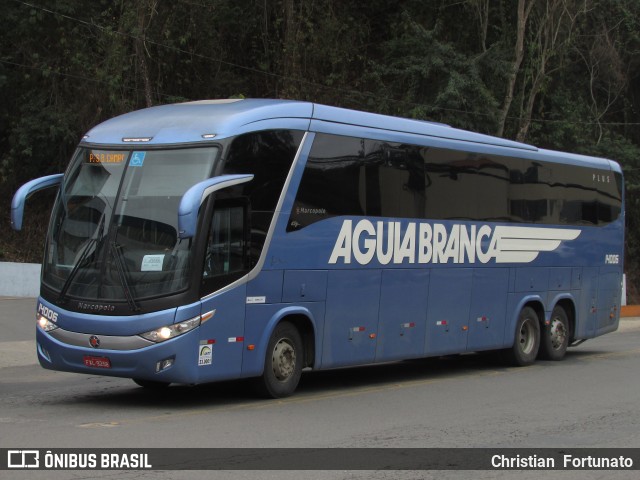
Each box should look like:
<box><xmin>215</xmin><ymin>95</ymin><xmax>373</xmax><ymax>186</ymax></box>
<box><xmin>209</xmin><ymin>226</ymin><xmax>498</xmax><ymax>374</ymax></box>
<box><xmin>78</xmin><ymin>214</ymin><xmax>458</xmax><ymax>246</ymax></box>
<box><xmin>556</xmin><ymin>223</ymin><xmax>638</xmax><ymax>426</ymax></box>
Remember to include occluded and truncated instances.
<box><xmin>0</xmin><ymin>263</ymin><xmax>41</xmax><ymax>297</ymax></box>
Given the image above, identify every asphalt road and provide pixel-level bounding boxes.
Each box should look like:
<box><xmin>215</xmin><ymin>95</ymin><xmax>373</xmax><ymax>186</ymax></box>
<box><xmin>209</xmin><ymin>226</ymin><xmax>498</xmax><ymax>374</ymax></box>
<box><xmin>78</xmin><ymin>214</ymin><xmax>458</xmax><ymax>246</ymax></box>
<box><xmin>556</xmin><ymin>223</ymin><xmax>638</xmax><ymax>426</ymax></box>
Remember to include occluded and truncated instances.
<box><xmin>1</xmin><ymin>296</ymin><xmax>640</xmax><ymax>480</ymax></box>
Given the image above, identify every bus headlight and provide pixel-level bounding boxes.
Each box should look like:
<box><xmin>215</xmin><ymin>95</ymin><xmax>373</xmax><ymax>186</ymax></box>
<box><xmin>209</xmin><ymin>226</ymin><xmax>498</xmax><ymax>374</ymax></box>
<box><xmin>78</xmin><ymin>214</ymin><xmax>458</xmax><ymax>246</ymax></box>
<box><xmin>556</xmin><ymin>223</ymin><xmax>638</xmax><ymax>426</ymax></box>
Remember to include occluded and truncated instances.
<box><xmin>139</xmin><ymin>316</ymin><xmax>201</xmax><ymax>343</ymax></box>
<box><xmin>37</xmin><ymin>314</ymin><xmax>59</xmax><ymax>332</ymax></box>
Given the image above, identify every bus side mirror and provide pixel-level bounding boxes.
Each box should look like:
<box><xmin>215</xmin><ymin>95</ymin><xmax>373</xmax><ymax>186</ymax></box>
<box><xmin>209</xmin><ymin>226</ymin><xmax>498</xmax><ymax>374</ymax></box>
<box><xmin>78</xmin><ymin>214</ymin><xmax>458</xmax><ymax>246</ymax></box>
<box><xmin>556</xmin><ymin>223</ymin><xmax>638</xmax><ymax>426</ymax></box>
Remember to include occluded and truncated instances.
<box><xmin>178</xmin><ymin>174</ymin><xmax>253</xmax><ymax>239</ymax></box>
<box><xmin>11</xmin><ymin>174</ymin><xmax>64</xmax><ymax>231</ymax></box>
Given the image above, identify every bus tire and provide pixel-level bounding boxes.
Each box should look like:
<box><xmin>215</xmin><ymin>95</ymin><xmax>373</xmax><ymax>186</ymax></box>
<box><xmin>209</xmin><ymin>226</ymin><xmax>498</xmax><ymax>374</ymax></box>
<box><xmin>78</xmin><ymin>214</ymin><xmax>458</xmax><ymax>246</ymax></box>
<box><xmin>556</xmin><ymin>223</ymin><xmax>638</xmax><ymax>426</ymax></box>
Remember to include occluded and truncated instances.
<box><xmin>539</xmin><ymin>305</ymin><xmax>569</xmax><ymax>361</ymax></box>
<box><xmin>133</xmin><ymin>378</ymin><xmax>170</xmax><ymax>389</ymax></box>
<box><xmin>504</xmin><ymin>306</ymin><xmax>540</xmax><ymax>366</ymax></box>
<box><xmin>256</xmin><ymin>321</ymin><xmax>303</xmax><ymax>398</ymax></box>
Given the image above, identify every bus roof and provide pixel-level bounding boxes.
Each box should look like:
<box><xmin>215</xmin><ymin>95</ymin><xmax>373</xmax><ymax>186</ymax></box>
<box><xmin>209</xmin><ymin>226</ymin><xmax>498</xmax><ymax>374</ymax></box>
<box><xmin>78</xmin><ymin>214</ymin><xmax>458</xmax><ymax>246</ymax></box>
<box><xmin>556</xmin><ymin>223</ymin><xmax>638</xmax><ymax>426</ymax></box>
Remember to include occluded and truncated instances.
<box><xmin>81</xmin><ymin>98</ymin><xmax>619</xmax><ymax>172</ymax></box>
<box><xmin>82</xmin><ymin>98</ymin><xmax>533</xmax><ymax>149</ymax></box>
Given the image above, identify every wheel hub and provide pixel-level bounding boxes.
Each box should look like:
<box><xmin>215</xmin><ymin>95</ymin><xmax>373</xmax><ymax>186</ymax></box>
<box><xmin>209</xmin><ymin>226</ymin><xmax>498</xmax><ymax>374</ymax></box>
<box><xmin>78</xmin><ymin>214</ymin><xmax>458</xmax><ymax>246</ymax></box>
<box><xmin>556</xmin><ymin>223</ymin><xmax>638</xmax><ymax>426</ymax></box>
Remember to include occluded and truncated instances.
<box><xmin>272</xmin><ymin>339</ymin><xmax>296</xmax><ymax>381</ymax></box>
<box><xmin>518</xmin><ymin>319</ymin><xmax>536</xmax><ymax>354</ymax></box>
<box><xmin>549</xmin><ymin>318</ymin><xmax>567</xmax><ymax>350</ymax></box>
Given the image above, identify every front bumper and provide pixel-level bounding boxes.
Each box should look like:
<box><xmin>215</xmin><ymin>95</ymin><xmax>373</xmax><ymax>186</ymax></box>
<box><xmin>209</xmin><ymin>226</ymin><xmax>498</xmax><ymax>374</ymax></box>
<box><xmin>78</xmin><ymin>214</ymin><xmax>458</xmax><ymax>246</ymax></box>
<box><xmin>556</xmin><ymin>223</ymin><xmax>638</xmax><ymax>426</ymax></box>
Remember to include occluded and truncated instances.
<box><xmin>36</xmin><ymin>326</ymin><xmax>200</xmax><ymax>384</ymax></box>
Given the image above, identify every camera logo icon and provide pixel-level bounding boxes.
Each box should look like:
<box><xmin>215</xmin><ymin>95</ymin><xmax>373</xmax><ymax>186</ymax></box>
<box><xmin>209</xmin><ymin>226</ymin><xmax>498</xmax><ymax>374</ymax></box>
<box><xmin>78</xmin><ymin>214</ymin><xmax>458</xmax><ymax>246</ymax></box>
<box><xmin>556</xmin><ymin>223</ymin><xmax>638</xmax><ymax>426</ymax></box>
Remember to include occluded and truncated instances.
<box><xmin>7</xmin><ymin>450</ymin><xmax>40</xmax><ymax>468</ymax></box>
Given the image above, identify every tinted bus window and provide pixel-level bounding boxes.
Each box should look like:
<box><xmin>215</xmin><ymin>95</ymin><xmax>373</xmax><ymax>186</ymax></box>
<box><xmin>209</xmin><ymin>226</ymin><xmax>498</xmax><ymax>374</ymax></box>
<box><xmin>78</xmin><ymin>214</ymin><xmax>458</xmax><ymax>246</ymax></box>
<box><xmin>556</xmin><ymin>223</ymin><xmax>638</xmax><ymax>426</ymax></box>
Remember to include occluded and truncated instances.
<box><xmin>288</xmin><ymin>134</ymin><xmax>426</xmax><ymax>231</ymax></box>
<box><xmin>288</xmin><ymin>133</ymin><xmax>622</xmax><ymax>230</ymax></box>
<box><xmin>423</xmin><ymin>149</ymin><xmax>511</xmax><ymax>222</ymax></box>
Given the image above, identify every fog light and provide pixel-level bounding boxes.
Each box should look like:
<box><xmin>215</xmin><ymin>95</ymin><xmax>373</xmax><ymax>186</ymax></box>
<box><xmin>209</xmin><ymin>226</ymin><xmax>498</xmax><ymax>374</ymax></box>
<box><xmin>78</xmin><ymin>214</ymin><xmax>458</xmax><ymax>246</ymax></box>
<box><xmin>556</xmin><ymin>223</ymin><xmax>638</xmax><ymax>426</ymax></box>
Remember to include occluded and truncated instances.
<box><xmin>37</xmin><ymin>342</ymin><xmax>52</xmax><ymax>362</ymax></box>
<box><xmin>156</xmin><ymin>357</ymin><xmax>175</xmax><ymax>372</ymax></box>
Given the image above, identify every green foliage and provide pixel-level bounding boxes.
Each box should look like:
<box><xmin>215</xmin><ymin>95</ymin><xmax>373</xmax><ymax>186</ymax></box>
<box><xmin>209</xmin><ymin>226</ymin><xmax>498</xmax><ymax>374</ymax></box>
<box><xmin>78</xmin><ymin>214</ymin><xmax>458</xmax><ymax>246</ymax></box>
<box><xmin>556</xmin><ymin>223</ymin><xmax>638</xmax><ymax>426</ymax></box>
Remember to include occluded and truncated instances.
<box><xmin>1</xmin><ymin>0</ymin><xmax>640</xmax><ymax>296</ymax></box>
<box><xmin>366</xmin><ymin>11</ymin><xmax>500</xmax><ymax>132</ymax></box>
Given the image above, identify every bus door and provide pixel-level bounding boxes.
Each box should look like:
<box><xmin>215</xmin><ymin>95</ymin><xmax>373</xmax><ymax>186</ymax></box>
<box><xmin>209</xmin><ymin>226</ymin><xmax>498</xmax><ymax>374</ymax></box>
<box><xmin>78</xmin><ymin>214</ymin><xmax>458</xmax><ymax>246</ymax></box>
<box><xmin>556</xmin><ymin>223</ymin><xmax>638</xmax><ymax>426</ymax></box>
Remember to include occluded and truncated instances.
<box><xmin>198</xmin><ymin>199</ymin><xmax>250</xmax><ymax>382</ymax></box>
<box><xmin>198</xmin><ymin>286</ymin><xmax>246</xmax><ymax>381</ymax></box>
<box><xmin>425</xmin><ymin>269</ymin><xmax>472</xmax><ymax>356</ymax></box>
<box><xmin>322</xmin><ymin>270</ymin><xmax>380</xmax><ymax>367</ymax></box>
<box><xmin>375</xmin><ymin>269</ymin><xmax>429</xmax><ymax>361</ymax></box>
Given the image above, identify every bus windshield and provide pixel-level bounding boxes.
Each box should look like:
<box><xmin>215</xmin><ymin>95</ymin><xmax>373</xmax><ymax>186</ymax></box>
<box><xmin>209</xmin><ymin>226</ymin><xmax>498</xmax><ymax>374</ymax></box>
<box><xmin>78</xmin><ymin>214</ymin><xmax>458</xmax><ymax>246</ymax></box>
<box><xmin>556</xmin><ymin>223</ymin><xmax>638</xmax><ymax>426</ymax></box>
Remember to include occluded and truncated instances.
<box><xmin>43</xmin><ymin>147</ymin><xmax>219</xmax><ymax>304</ymax></box>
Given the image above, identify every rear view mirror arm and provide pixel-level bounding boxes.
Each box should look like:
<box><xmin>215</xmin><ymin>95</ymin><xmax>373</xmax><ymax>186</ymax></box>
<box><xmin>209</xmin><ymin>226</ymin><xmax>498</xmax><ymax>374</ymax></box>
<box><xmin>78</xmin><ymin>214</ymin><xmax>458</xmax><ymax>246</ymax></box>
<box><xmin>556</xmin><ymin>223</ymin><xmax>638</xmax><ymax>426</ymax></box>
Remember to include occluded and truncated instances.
<box><xmin>11</xmin><ymin>174</ymin><xmax>64</xmax><ymax>231</ymax></box>
<box><xmin>178</xmin><ymin>174</ymin><xmax>254</xmax><ymax>239</ymax></box>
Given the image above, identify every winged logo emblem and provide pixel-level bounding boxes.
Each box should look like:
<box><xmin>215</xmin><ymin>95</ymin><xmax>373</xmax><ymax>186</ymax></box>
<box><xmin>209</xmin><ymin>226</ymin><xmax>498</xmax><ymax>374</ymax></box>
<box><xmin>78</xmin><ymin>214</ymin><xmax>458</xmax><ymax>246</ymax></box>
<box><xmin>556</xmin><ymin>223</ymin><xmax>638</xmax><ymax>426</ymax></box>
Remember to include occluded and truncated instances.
<box><xmin>492</xmin><ymin>226</ymin><xmax>581</xmax><ymax>263</ymax></box>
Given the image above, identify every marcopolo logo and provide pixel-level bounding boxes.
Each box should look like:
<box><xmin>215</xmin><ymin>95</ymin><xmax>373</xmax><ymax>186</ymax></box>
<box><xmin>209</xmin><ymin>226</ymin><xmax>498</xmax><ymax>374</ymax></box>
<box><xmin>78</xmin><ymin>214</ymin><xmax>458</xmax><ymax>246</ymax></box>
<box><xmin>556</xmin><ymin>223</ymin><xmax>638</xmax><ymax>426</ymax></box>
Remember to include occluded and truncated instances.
<box><xmin>328</xmin><ymin>220</ymin><xmax>581</xmax><ymax>266</ymax></box>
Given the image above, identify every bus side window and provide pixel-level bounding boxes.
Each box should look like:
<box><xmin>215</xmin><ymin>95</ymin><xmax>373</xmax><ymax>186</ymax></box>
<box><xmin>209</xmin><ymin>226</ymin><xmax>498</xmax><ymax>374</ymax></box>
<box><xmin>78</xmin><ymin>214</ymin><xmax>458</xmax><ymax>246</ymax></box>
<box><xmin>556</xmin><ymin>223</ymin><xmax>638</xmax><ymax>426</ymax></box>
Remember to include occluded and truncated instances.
<box><xmin>201</xmin><ymin>201</ymin><xmax>249</xmax><ymax>295</ymax></box>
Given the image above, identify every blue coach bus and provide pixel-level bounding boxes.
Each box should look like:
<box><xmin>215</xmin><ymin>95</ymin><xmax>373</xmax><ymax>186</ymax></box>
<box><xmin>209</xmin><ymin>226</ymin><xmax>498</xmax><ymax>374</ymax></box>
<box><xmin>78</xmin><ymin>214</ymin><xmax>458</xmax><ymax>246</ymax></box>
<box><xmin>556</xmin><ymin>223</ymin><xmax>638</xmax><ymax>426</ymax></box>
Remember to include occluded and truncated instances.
<box><xmin>11</xmin><ymin>99</ymin><xmax>624</xmax><ymax>397</ymax></box>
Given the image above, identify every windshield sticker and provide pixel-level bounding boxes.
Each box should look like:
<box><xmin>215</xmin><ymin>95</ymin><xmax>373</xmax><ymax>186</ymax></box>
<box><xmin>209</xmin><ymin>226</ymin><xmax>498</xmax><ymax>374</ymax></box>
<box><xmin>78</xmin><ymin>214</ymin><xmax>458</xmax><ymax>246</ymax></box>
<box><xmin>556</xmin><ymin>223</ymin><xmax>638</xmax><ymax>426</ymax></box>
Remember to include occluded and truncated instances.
<box><xmin>141</xmin><ymin>254</ymin><xmax>164</xmax><ymax>271</ymax></box>
<box><xmin>129</xmin><ymin>151</ymin><xmax>146</xmax><ymax>167</ymax></box>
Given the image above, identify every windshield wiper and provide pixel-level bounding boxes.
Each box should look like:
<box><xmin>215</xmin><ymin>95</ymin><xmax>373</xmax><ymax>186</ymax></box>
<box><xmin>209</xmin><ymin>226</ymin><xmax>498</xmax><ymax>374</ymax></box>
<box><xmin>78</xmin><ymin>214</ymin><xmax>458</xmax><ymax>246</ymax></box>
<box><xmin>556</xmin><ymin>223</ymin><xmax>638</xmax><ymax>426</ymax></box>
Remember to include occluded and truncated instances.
<box><xmin>110</xmin><ymin>242</ymin><xmax>141</xmax><ymax>313</ymax></box>
<box><xmin>57</xmin><ymin>213</ymin><xmax>106</xmax><ymax>304</ymax></box>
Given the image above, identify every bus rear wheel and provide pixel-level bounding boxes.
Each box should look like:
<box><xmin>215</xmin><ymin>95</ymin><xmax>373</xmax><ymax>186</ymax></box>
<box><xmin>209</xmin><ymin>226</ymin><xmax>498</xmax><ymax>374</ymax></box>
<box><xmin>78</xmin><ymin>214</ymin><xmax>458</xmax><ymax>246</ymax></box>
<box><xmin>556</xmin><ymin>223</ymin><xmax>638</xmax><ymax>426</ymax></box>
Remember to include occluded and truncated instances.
<box><xmin>255</xmin><ymin>321</ymin><xmax>303</xmax><ymax>398</ymax></box>
<box><xmin>539</xmin><ymin>305</ymin><xmax>569</xmax><ymax>361</ymax></box>
<box><xmin>504</xmin><ymin>306</ymin><xmax>540</xmax><ymax>366</ymax></box>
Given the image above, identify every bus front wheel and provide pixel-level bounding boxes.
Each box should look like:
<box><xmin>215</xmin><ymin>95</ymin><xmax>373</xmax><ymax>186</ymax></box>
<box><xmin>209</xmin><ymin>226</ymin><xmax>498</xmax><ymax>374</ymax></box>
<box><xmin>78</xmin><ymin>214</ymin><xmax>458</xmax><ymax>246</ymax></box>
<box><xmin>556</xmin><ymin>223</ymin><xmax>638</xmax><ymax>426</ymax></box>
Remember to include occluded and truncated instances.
<box><xmin>504</xmin><ymin>306</ymin><xmax>540</xmax><ymax>366</ymax></box>
<box><xmin>256</xmin><ymin>321</ymin><xmax>303</xmax><ymax>398</ymax></box>
<box><xmin>539</xmin><ymin>305</ymin><xmax>569</xmax><ymax>361</ymax></box>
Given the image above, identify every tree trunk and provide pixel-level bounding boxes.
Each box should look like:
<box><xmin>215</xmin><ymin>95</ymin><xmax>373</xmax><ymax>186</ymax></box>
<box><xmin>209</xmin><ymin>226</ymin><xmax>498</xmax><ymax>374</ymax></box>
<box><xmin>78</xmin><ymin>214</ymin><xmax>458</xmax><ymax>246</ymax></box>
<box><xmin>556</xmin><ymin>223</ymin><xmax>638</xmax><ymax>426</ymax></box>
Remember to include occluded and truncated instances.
<box><xmin>136</xmin><ymin>1</ymin><xmax>156</xmax><ymax>108</ymax></box>
<box><xmin>495</xmin><ymin>0</ymin><xmax>535</xmax><ymax>138</ymax></box>
<box><xmin>469</xmin><ymin>0</ymin><xmax>490</xmax><ymax>52</ymax></box>
<box><xmin>515</xmin><ymin>0</ymin><xmax>584</xmax><ymax>142</ymax></box>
